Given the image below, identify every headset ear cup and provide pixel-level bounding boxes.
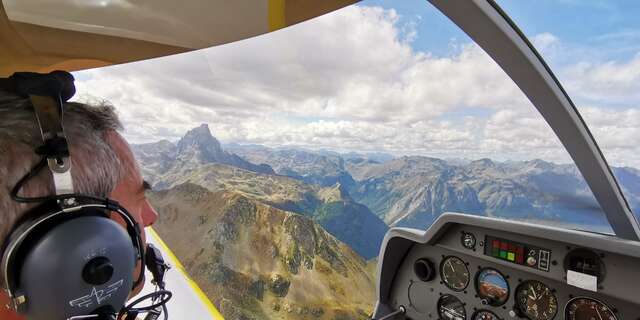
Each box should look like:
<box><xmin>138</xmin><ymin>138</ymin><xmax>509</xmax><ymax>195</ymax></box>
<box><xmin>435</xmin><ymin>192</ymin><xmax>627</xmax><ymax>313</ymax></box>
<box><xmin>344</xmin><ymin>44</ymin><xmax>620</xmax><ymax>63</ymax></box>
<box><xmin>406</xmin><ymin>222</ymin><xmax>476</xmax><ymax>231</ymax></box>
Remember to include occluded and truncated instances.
<box><xmin>2</xmin><ymin>199</ymin><xmax>144</xmax><ymax>318</ymax></box>
<box><xmin>1</xmin><ymin>200</ymin><xmax>62</xmax><ymax>300</ymax></box>
<box><xmin>19</xmin><ymin>216</ymin><xmax>136</xmax><ymax>320</ymax></box>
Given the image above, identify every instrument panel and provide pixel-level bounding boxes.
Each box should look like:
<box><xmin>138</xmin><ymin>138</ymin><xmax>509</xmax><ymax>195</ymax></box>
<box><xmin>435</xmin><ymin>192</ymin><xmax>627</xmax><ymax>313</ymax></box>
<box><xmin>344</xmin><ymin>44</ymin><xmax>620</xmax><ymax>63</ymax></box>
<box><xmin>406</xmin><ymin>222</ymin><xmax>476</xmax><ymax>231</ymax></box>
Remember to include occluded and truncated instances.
<box><xmin>373</xmin><ymin>214</ymin><xmax>640</xmax><ymax>320</ymax></box>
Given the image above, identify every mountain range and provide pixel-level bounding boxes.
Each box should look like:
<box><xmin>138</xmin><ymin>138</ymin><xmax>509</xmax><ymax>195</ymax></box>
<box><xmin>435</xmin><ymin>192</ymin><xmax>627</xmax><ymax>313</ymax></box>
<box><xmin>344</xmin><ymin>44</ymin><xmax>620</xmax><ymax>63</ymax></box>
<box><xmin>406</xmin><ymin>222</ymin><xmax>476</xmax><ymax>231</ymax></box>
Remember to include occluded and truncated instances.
<box><xmin>132</xmin><ymin>125</ymin><xmax>388</xmax><ymax>259</ymax></box>
<box><xmin>133</xmin><ymin>124</ymin><xmax>640</xmax><ymax>319</ymax></box>
<box><xmin>227</xmin><ymin>140</ymin><xmax>640</xmax><ymax>232</ymax></box>
<box><xmin>134</xmin><ymin>124</ymin><xmax>640</xmax><ymax>234</ymax></box>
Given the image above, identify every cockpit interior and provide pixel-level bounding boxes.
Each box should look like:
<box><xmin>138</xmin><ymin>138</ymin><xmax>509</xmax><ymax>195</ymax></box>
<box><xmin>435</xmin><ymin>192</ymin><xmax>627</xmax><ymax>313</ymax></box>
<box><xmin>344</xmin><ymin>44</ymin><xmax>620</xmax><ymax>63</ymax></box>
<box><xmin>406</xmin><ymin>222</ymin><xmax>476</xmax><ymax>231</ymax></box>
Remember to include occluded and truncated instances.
<box><xmin>1</xmin><ymin>0</ymin><xmax>639</xmax><ymax>320</ymax></box>
<box><xmin>374</xmin><ymin>213</ymin><xmax>640</xmax><ymax>320</ymax></box>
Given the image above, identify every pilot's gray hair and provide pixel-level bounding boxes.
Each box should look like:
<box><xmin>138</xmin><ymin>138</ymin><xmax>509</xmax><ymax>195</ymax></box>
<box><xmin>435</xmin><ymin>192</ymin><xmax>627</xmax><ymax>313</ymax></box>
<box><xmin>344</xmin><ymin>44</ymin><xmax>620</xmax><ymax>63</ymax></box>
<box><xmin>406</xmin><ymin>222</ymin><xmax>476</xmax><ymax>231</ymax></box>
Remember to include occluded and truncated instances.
<box><xmin>0</xmin><ymin>91</ymin><xmax>124</xmax><ymax>240</ymax></box>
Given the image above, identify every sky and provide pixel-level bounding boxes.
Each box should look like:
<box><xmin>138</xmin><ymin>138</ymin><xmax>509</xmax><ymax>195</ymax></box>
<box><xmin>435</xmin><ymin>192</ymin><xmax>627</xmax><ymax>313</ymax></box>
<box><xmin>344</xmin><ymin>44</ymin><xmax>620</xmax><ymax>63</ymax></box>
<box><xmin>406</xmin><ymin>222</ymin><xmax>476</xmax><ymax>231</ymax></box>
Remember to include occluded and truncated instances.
<box><xmin>72</xmin><ymin>0</ymin><xmax>640</xmax><ymax>169</ymax></box>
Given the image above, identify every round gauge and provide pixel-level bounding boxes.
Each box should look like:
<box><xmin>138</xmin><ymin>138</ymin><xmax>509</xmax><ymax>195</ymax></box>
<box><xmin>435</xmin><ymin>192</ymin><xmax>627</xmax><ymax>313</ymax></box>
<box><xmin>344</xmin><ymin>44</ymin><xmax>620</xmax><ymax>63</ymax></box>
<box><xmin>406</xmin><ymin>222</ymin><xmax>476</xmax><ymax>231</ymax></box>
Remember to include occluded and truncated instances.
<box><xmin>438</xmin><ymin>294</ymin><xmax>467</xmax><ymax>320</ymax></box>
<box><xmin>461</xmin><ymin>232</ymin><xmax>476</xmax><ymax>249</ymax></box>
<box><xmin>473</xmin><ymin>310</ymin><xmax>500</xmax><ymax>320</ymax></box>
<box><xmin>475</xmin><ymin>268</ymin><xmax>509</xmax><ymax>306</ymax></box>
<box><xmin>515</xmin><ymin>280</ymin><xmax>558</xmax><ymax>320</ymax></box>
<box><xmin>565</xmin><ymin>297</ymin><xmax>618</xmax><ymax>320</ymax></box>
<box><xmin>440</xmin><ymin>256</ymin><xmax>470</xmax><ymax>291</ymax></box>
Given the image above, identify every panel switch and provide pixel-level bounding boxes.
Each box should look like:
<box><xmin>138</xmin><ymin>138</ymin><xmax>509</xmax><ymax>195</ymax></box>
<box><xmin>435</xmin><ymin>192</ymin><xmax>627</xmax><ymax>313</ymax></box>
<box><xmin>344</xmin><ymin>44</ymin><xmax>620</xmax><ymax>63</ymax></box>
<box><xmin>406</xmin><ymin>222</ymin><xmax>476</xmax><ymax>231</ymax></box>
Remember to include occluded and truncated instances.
<box><xmin>538</xmin><ymin>250</ymin><xmax>550</xmax><ymax>271</ymax></box>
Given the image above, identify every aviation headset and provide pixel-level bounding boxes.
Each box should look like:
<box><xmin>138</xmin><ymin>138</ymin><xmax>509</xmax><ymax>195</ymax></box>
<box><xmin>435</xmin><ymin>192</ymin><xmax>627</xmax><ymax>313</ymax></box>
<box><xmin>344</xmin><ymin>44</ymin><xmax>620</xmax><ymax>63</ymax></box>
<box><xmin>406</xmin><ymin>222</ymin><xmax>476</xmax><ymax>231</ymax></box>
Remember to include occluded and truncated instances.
<box><xmin>0</xmin><ymin>71</ymin><xmax>171</xmax><ymax>320</ymax></box>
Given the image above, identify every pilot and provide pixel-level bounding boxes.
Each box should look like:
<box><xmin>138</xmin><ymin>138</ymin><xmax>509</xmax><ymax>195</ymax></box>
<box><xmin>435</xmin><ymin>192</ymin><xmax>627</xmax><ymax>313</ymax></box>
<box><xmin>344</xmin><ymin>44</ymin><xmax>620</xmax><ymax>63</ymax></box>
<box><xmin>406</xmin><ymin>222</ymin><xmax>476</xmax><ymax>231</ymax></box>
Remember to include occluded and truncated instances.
<box><xmin>0</xmin><ymin>89</ymin><xmax>159</xmax><ymax>320</ymax></box>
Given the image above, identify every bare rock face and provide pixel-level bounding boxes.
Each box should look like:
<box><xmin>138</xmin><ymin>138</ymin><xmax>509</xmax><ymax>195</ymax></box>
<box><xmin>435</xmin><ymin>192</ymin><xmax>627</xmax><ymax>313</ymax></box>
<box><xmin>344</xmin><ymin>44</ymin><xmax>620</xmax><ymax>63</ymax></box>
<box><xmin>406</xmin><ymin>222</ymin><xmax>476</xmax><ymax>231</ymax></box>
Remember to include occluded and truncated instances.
<box><xmin>268</xmin><ymin>274</ymin><xmax>290</xmax><ymax>297</ymax></box>
<box><xmin>175</xmin><ymin>124</ymin><xmax>224</xmax><ymax>165</ymax></box>
<box><xmin>131</xmin><ymin>124</ymin><xmax>275</xmax><ymax>185</ymax></box>
<box><xmin>174</xmin><ymin>124</ymin><xmax>275</xmax><ymax>174</ymax></box>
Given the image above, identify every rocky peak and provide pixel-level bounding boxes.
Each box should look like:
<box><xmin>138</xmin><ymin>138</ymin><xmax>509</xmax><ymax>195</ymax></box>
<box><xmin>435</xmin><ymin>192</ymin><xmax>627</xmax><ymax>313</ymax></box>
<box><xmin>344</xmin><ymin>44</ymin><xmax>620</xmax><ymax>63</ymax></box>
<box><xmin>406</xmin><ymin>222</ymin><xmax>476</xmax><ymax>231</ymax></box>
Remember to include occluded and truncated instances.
<box><xmin>176</xmin><ymin>124</ymin><xmax>224</xmax><ymax>161</ymax></box>
<box><xmin>524</xmin><ymin>159</ymin><xmax>554</xmax><ymax>172</ymax></box>
<box><xmin>470</xmin><ymin>158</ymin><xmax>495</xmax><ymax>167</ymax></box>
<box><xmin>170</xmin><ymin>125</ymin><xmax>274</xmax><ymax>174</ymax></box>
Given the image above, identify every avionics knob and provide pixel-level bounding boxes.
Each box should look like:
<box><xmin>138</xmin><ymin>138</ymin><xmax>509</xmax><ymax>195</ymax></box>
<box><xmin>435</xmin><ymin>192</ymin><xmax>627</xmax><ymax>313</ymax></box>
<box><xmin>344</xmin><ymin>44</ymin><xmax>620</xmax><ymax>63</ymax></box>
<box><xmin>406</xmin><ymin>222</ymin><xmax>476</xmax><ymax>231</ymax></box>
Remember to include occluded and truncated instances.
<box><xmin>526</xmin><ymin>256</ymin><xmax>537</xmax><ymax>267</ymax></box>
<box><xmin>413</xmin><ymin>258</ymin><xmax>436</xmax><ymax>282</ymax></box>
<box><xmin>82</xmin><ymin>256</ymin><xmax>114</xmax><ymax>285</ymax></box>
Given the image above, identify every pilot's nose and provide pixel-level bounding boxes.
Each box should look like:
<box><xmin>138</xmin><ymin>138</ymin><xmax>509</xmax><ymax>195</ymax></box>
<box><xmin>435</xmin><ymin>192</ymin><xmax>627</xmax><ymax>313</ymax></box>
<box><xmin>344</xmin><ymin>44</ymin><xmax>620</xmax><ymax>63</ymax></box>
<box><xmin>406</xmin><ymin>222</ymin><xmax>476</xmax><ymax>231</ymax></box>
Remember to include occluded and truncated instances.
<box><xmin>141</xmin><ymin>200</ymin><xmax>159</xmax><ymax>227</ymax></box>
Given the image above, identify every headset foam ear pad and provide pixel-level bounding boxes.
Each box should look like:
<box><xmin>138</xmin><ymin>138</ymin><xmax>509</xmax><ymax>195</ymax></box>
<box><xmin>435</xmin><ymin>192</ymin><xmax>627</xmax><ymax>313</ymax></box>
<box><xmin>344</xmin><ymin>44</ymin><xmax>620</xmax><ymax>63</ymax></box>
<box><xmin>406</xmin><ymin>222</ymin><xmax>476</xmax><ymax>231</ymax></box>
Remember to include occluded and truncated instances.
<box><xmin>19</xmin><ymin>216</ymin><xmax>135</xmax><ymax>320</ymax></box>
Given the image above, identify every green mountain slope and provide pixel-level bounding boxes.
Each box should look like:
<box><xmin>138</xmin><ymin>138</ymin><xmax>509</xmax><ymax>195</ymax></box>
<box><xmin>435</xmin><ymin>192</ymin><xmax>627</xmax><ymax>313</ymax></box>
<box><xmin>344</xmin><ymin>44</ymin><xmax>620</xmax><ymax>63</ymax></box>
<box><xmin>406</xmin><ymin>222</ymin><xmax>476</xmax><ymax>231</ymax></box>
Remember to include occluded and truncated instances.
<box><xmin>149</xmin><ymin>183</ymin><xmax>376</xmax><ymax>320</ymax></box>
<box><xmin>153</xmin><ymin>161</ymin><xmax>387</xmax><ymax>259</ymax></box>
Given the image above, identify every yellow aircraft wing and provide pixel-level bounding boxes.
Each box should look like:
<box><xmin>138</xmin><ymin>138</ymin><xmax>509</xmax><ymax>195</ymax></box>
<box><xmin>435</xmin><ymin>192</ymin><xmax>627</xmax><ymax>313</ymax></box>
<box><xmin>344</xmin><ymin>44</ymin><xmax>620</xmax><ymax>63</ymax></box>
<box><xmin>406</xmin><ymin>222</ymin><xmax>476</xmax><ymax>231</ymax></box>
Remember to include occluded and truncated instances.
<box><xmin>134</xmin><ymin>228</ymin><xmax>224</xmax><ymax>319</ymax></box>
<box><xmin>0</xmin><ymin>0</ymin><xmax>357</xmax><ymax>76</ymax></box>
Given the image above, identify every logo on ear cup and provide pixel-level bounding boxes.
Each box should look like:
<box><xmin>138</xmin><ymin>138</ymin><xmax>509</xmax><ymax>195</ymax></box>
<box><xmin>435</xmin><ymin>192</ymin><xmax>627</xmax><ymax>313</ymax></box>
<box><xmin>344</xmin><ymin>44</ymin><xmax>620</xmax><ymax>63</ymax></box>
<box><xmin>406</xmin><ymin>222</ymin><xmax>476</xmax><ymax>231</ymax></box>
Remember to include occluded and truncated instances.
<box><xmin>68</xmin><ymin>279</ymin><xmax>124</xmax><ymax>308</ymax></box>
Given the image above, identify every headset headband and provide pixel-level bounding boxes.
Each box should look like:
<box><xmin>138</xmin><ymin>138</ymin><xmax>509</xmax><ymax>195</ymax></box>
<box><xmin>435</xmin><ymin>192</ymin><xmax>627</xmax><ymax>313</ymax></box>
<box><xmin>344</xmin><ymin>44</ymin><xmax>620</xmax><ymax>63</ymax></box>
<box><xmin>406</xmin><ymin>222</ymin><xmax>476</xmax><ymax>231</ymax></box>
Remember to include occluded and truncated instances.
<box><xmin>14</xmin><ymin>71</ymin><xmax>76</xmax><ymax>195</ymax></box>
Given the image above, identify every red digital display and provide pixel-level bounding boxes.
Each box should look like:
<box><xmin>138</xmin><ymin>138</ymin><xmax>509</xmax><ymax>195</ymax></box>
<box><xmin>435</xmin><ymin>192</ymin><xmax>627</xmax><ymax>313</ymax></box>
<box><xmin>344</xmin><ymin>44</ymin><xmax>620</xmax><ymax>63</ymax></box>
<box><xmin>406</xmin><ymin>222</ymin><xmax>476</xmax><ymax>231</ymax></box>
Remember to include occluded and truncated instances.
<box><xmin>485</xmin><ymin>235</ymin><xmax>551</xmax><ymax>272</ymax></box>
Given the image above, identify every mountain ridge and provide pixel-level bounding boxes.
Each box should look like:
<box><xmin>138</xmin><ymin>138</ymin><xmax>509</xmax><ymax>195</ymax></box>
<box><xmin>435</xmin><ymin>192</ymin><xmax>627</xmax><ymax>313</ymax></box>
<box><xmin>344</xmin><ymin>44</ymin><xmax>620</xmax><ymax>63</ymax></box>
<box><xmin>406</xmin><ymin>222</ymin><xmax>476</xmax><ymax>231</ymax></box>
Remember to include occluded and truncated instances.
<box><xmin>134</xmin><ymin>124</ymin><xmax>640</xmax><ymax>243</ymax></box>
<box><xmin>149</xmin><ymin>183</ymin><xmax>376</xmax><ymax>320</ymax></box>
<box><xmin>143</xmin><ymin>159</ymin><xmax>387</xmax><ymax>259</ymax></box>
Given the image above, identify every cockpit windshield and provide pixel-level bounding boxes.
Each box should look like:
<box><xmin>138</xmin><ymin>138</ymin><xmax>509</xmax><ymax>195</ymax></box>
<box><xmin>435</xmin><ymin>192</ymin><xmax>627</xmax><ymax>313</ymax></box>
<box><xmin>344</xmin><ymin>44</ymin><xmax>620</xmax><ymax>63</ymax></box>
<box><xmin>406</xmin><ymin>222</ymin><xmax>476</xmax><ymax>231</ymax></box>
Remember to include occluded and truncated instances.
<box><xmin>74</xmin><ymin>0</ymin><xmax>635</xmax><ymax>234</ymax></box>
<box><xmin>69</xmin><ymin>1</ymin><xmax>639</xmax><ymax>318</ymax></box>
<box><xmin>494</xmin><ymin>0</ymin><xmax>640</xmax><ymax>225</ymax></box>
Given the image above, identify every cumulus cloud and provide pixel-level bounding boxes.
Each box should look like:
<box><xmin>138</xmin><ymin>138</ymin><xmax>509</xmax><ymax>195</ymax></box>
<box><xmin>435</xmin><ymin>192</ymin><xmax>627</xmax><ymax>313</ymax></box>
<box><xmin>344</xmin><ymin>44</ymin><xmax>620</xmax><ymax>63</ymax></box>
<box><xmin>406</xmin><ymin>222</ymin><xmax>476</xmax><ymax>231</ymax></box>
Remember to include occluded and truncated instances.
<box><xmin>563</xmin><ymin>54</ymin><xmax>640</xmax><ymax>105</ymax></box>
<box><xmin>73</xmin><ymin>4</ymin><xmax>639</xmax><ymax>168</ymax></box>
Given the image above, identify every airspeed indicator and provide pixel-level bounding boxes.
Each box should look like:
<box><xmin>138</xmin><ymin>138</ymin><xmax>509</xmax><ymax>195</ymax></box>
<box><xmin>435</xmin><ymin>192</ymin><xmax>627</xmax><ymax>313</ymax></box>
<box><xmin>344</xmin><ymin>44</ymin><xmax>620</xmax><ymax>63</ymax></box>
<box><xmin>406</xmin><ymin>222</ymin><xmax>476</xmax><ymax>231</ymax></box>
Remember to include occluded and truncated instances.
<box><xmin>440</xmin><ymin>256</ymin><xmax>470</xmax><ymax>291</ymax></box>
